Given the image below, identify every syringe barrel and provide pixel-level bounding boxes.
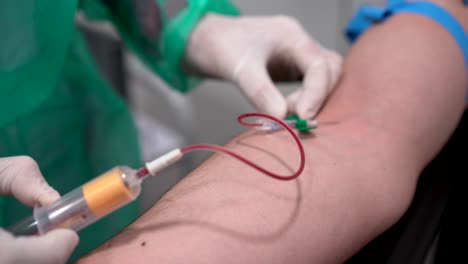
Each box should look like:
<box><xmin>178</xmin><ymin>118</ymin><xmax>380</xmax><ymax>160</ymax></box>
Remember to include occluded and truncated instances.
<box><xmin>34</xmin><ymin>187</ymin><xmax>95</xmax><ymax>234</ymax></box>
<box><xmin>32</xmin><ymin>166</ymin><xmax>141</xmax><ymax>234</ymax></box>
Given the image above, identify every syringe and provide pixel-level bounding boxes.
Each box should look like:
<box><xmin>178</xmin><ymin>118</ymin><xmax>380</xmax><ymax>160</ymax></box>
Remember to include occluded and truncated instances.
<box><xmin>7</xmin><ymin>149</ymin><xmax>183</xmax><ymax>236</ymax></box>
<box><xmin>7</xmin><ymin>112</ymin><xmax>307</xmax><ymax>236</ymax></box>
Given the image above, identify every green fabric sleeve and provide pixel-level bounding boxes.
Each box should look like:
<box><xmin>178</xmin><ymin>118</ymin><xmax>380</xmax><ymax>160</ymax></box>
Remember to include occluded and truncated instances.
<box><xmin>79</xmin><ymin>0</ymin><xmax>240</xmax><ymax>92</ymax></box>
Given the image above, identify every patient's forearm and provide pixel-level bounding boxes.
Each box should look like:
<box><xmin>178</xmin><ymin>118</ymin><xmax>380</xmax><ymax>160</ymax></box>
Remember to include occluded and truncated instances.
<box><xmin>78</xmin><ymin>5</ymin><xmax>467</xmax><ymax>264</ymax></box>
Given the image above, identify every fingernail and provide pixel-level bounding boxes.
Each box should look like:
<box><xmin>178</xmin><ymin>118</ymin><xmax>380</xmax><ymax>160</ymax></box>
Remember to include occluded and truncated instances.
<box><xmin>309</xmin><ymin>58</ymin><xmax>326</xmax><ymax>68</ymax></box>
<box><xmin>264</xmin><ymin>97</ymin><xmax>287</xmax><ymax>118</ymax></box>
<box><xmin>38</xmin><ymin>188</ymin><xmax>61</xmax><ymax>206</ymax></box>
<box><xmin>298</xmin><ymin>106</ymin><xmax>319</xmax><ymax>120</ymax></box>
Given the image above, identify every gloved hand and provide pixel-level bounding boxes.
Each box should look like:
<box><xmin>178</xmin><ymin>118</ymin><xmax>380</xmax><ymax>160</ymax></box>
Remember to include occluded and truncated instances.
<box><xmin>186</xmin><ymin>14</ymin><xmax>342</xmax><ymax>119</ymax></box>
<box><xmin>0</xmin><ymin>156</ymin><xmax>79</xmax><ymax>264</ymax></box>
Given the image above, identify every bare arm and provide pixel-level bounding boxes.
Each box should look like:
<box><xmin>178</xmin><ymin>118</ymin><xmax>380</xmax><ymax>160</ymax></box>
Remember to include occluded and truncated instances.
<box><xmin>77</xmin><ymin>1</ymin><xmax>467</xmax><ymax>263</ymax></box>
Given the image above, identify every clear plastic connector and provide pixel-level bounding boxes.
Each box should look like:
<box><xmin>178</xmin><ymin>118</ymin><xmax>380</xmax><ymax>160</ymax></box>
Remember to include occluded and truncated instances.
<box><xmin>255</xmin><ymin>119</ymin><xmax>295</xmax><ymax>132</ymax></box>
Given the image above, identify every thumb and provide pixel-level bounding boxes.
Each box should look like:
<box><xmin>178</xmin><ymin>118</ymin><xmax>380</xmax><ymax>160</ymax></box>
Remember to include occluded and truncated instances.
<box><xmin>11</xmin><ymin>229</ymin><xmax>79</xmax><ymax>264</ymax></box>
<box><xmin>0</xmin><ymin>156</ymin><xmax>60</xmax><ymax>207</ymax></box>
<box><xmin>295</xmin><ymin>58</ymin><xmax>331</xmax><ymax>119</ymax></box>
<box><xmin>235</xmin><ymin>62</ymin><xmax>288</xmax><ymax>118</ymax></box>
<box><xmin>286</xmin><ymin>89</ymin><xmax>302</xmax><ymax>114</ymax></box>
<box><xmin>294</xmin><ymin>50</ymin><xmax>342</xmax><ymax>119</ymax></box>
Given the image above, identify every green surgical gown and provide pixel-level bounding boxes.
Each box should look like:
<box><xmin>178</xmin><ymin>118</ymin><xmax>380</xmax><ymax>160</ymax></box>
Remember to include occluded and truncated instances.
<box><xmin>0</xmin><ymin>0</ymin><xmax>238</xmax><ymax>262</ymax></box>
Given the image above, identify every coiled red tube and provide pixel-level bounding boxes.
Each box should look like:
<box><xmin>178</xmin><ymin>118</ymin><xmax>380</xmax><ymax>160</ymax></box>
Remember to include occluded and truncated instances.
<box><xmin>181</xmin><ymin>113</ymin><xmax>305</xmax><ymax>181</ymax></box>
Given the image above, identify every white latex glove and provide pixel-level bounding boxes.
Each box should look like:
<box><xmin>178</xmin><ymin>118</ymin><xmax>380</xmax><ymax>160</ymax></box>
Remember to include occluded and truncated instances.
<box><xmin>0</xmin><ymin>156</ymin><xmax>79</xmax><ymax>264</ymax></box>
<box><xmin>186</xmin><ymin>14</ymin><xmax>343</xmax><ymax>119</ymax></box>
